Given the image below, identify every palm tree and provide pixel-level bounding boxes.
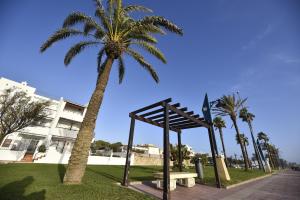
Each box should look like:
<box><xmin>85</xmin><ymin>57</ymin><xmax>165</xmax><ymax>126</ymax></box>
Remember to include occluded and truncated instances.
<box><xmin>213</xmin><ymin>116</ymin><xmax>228</xmax><ymax>167</ymax></box>
<box><xmin>239</xmin><ymin>107</ymin><xmax>263</xmax><ymax>169</ymax></box>
<box><xmin>258</xmin><ymin>132</ymin><xmax>275</xmax><ymax>169</ymax></box>
<box><xmin>40</xmin><ymin>0</ymin><xmax>183</xmax><ymax>184</ymax></box>
<box><xmin>236</xmin><ymin>133</ymin><xmax>251</xmax><ymax>168</ymax></box>
<box><xmin>213</xmin><ymin>94</ymin><xmax>249</xmax><ymax>170</ymax></box>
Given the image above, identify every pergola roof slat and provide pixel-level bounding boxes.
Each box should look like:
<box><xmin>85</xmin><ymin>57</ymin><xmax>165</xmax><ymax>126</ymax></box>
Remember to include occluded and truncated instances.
<box><xmin>154</xmin><ymin>111</ymin><xmax>195</xmax><ymax>123</ymax></box>
<box><xmin>131</xmin><ymin>98</ymin><xmax>171</xmax><ymax>114</ymax></box>
<box><xmin>140</xmin><ymin>103</ymin><xmax>180</xmax><ymax>117</ymax></box>
<box><xmin>147</xmin><ymin>107</ymin><xmax>188</xmax><ymax>120</ymax></box>
<box><xmin>168</xmin><ymin>105</ymin><xmax>209</xmax><ymax>128</ymax></box>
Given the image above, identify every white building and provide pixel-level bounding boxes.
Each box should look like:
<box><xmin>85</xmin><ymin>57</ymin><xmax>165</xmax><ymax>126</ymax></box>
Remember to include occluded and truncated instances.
<box><xmin>0</xmin><ymin>77</ymin><xmax>89</xmax><ymax>163</ymax></box>
<box><xmin>132</xmin><ymin>144</ymin><xmax>162</xmax><ymax>155</ymax></box>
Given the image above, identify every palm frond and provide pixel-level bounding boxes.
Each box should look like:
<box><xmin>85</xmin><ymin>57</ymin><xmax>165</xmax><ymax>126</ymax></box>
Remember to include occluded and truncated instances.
<box><xmin>118</xmin><ymin>56</ymin><xmax>125</xmax><ymax>84</ymax></box>
<box><xmin>129</xmin><ymin>33</ymin><xmax>157</xmax><ymax>44</ymax></box>
<box><xmin>123</xmin><ymin>5</ymin><xmax>153</xmax><ymax>13</ymax></box>
<box><xmin>140</xmin><ymin>16</ymin><xmax>183</xmax><ymax>35</ymax></box>
<box><xmin>95</xmin><ymin>6</ymin><xmax>111</xmax><ymax>32</ymax></box>
<box><xmin>40</xmin><ymin>28</ymin><xmax>83</xmax><ymax>52</ymax></box>
<box><xmin>63</xmin><ymin>12</ymin><xmax>94</xmax><ymax>28</ymax></box>
<box><xmin>126</xmin><ymin>49</ymin><xmax>159</xmax><ymax>83</ymax></box>
<box><xmin>64</xmin><ymin>41</ymin><xmax>99</xmax><ymax>65</ymax></box>
<box><xmin>133</xmin><ymin>41</ymin><xmax>166</xmax><ymax>63</ymax></box>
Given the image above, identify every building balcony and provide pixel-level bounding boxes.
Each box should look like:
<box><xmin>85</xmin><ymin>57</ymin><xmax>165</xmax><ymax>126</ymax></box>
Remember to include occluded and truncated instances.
<box><xmin>51</xmin><ymin>128</ymin><xmax>78</xmax><ymax>139</ymax></box>
<box><xmin>21</xmin><ymin>126</ymin><xmax>50</xmax><ymax>137</ymax></box>
<box><xmin>60</xmin><ymin>111</ymin><xmax>84</xmax><ymax>122</ymax></box>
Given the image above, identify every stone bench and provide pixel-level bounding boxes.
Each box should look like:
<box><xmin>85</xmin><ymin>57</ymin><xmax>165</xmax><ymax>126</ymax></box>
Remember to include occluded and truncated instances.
<box><xmin>153</xmin><ymin>172</ymin><xmax>197</xmax><ymax>191</ymax></box>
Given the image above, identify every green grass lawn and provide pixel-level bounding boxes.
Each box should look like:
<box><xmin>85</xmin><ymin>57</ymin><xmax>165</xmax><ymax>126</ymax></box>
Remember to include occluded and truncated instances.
<box><xmin>0</xmin><ymin>164</ymin><xmax>268</xmax><ymax>200</ymax></box>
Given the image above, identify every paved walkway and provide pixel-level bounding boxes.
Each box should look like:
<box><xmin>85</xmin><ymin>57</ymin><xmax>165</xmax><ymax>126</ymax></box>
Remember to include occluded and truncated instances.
<box><xmin>130</xmin><ymin>170</ymin><xmax>300</xmax><ymax>200</ymax></box>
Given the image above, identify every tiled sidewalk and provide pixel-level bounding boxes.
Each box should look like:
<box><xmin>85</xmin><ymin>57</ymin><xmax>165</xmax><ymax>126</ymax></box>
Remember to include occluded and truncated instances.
<box><xmin>130</xmin><ymin>170</ymin><xmax>300</xmax><ymax>200</ymax></box>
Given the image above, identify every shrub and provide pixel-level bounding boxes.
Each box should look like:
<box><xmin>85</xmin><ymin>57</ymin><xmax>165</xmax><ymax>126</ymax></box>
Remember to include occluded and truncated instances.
<box><xmin>38</xmin><ymin>144</ymin><xmax>46</xmax><ymax>153</ymax></box>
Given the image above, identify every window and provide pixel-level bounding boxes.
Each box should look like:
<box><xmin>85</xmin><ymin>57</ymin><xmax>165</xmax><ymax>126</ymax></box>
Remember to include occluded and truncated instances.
<box><xmin>1</xmin><ymin>139</ymin><xmax>12</xmax><ymax>147</ymax></box>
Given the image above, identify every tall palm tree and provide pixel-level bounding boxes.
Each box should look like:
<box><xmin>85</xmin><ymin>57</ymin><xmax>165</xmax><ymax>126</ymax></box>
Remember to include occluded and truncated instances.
<box><xmin>213</xmin><ymin>94</ymin><xmax>249</xmax><ymax>170</ymax></box>
<box><xmin>257</xmin><ymin>132</ymin><xmax>275</xmax><ymax>169</ymax></box>
<box><xmin>239</xmin><ymin>107</ymin><xmax>263</xmax><ymax>169</ymax></box>
<box><xmin>213</xmin><ymin>116</ymin><xmax>228</xmax><ymax>167</ymax></box>
<box><xmin>236</xmin><ymin>133</ymin><xmax>251</xmax><ymax>168</ymax></box>
<box><xmin>40</xmin><ymin>0</ymin><xmax>183</xmax><ymax>184</ymax></box>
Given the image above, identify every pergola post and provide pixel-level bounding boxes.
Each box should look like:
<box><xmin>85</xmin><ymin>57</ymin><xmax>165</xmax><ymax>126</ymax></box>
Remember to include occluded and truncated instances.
<box><xmin>163</xmin><ymin>103</ymin><xmax>170</xmax><ymax>200</ymax></box>
<box><xmin>177</xmin><ymin>130</ymin><xmax>183</xmax><ymax>172</ymax></box>
<box><xmin>208</xmin><ymin>126</ymin><xmax>221</xmax><ymax>188</ymax></box>
<box><xmin>211</xmin><ymin>128</ymin><xmax>219</xmax><ymax>156</ymax></box>
<box><xmin>122</xmin><ymin>117</ymin><xmax>135</xmax><ymax>186</ymax></box>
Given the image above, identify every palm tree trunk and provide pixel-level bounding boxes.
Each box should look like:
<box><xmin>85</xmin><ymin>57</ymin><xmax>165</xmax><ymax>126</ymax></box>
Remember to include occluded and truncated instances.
<box><xmin>265</xmin><ymin>141</ymin><xmax>275</xmax><ymax>169</ymax></box>
<box><xmin>63</xmin><ymin>57</ymin><xmax>114</xmax><ymax>184</ymax></box>
<box><xmin>243</xmin><ymin>143</ymin><xmax>251</xmax><ymax>169</ymax></box>
<box><xmin>232</xmin><ymin>117</ymin><xmax>249</xmax><ymax>170</ymax></box>
<box><xmin>248</xmin><ymin>121</ymin><xmax>263</xmax><ymax>170</ymax></box>
<box><xmin>218</xmin><ymin>128</ymin><xmax>228</xmax><ymax>167</ymax></box>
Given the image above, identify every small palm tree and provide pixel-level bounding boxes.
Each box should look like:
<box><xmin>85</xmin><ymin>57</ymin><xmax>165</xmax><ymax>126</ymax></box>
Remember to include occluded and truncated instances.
<box><xmin>213</xmin><ymin>116</ymin><xmax>228</xmax><ymax>167</ymax></box>
<box><xmin>258</xmin><ymin>132</ymin><xmax>275</xmax><ymax>168</ymax></box>
<box><xmin>213</xmin><ymin>94</ymin><xmax>249</xmax><ymax>170</ymax></box>
<box><xmin>239</xmin><ymin>107</ymin><xmax>263</xmax><ymax>169</ymax></box>
<box><xmin>41</xmin><ymin>0</ymin><xmax>183</xmax><ymax>184</ymax></box>
<box><xmin>236</xmin><ymin>133</ymin><xmax>251</xmax><ymax>168</ymax></box>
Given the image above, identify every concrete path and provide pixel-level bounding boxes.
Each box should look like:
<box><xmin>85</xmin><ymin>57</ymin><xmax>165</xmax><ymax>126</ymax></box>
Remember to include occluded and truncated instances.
<box><xmin>130</xmin><ymin>170</ymin><xmax>300</xmax><ymax>200</ymax></box>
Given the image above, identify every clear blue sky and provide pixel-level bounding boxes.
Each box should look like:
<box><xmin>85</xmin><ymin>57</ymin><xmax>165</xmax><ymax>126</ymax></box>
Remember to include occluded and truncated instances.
<box><xmin>1</xmin><ymin>0</ymin><xmax>299</xmax><ymax>163</ymax></box>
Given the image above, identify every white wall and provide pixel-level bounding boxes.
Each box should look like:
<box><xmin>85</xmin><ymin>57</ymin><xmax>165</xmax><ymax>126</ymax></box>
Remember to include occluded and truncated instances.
<box><xmin>0</xmin><ymin>149</ymin><xmax>26</xmax><ymax>161</ymax></box>
<box><xmin>34</xmin><ymin>147</ymin><xmax>130</xmax><ymax>165</ymax></box>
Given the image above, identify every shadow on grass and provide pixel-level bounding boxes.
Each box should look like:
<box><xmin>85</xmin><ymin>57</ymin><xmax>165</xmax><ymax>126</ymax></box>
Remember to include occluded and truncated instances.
<box><xmin>87</xmin><ymin>168</ymin><xmax>122</xmax><ymax>182</ymax></box>
<box><xmin>0</xmin><ymin>176</ymin><xmax>46</xmax><ymax>200</ymax></box>
<box><xmin>57</xmin><ymin>164</ymin><xmax>66</xmax><ymax>183</ymax></box>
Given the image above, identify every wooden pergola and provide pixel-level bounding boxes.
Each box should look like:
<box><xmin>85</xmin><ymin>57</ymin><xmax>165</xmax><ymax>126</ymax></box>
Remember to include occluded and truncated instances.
<box><xmin>121</xmin><ymin>98</ymin><xmax>221</xmax><ymax>200</ymax></box>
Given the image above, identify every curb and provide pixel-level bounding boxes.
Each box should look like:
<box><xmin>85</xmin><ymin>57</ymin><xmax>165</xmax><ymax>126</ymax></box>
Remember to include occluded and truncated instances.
<box><xmin>224</xmin><ymin>173</ymin><xmax>273</xmax><ymax>189</ymax></box>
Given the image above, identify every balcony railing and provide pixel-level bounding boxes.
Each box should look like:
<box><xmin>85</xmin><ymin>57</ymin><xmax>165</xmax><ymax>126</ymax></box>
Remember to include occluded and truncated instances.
<box><xmin>51</xmin><ymin>128</ymin><xmax>78</xmax><ymax>139</ymax></box>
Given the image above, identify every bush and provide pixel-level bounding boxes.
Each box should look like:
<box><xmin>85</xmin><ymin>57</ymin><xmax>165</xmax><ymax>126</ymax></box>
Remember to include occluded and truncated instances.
<box><xmin>38</xmin><ymin>144</ymin><xmax>46</xmax><ymax>153</ymax></box>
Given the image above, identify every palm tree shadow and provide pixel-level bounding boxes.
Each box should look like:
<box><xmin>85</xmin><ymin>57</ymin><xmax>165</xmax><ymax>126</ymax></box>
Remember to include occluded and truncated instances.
<box><xmin>0</xmin><ymin>176</ymin><xmax>46</xmax><ymax>200</ymax></box>
<box><xmin>57</xmin><ymin>164</ymin><xmax>66</xmax><ymax>183</ymax></box>
<box><xmin>87</xmin><ymin>168</ymin><xmax>122</xmax><ymax>182</ymax></box>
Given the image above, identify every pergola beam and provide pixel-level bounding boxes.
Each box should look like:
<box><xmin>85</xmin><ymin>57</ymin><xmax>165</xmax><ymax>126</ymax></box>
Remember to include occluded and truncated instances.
<box><xmin>129</xmin><ymin>113</ymin><xmax>179</xmax><ymax>132</ymax></box>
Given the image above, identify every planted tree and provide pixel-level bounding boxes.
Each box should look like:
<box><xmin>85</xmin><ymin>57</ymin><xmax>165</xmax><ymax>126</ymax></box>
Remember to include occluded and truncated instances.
<box><xmin>212</xmin><ymin>94</ymin><xmax>249</xmax><ymax>170</ymax></box>
<box><xmin>213</xmin><ymin>116</ymin><xmax>228</xmax><ymax>167</ymax></box>
<box><xmin>0</xmin><ymin>89</ymin><xmax>49</xmax><ymax>144</ymax></box>
<box><xmin>170</xmin><ymin>144</ymin><xmax>191</xmax><ymax>169</ymax></box>
<box><xmin>40</xmin><ymin>0</ymin><xmax>183</xmax><ymax>184</ymax></box>
<box><xmin>258</xmin><ymin>132</ymin><xmax>275</xmax><ymax>168</ymax></box>
<box><xmin>239</xmin><ymin>107</ymin><xmax>262</xmax><ymax>169</ymax></box>
<box><xmin>191</xmin><ymin>153</ymin><xmax>208</xmax><ymax>167</ymax></box>
<box><xmin>236</xmin><ymin>133</ymin><xmax>251</xmax><ymax>168</ymax></box>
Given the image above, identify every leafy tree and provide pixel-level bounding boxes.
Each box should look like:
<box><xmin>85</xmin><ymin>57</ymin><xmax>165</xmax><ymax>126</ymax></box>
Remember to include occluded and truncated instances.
<box><xmin>40</xmin><ymin>0</ymin><xmax>182</xmax><ymax>184</ymax></box>
<box><xmin>191</xmin><ymin>153</ymin><xmax>208</xmax><ymax>167</ymax></box>
<box><xmin>110</xmin><ymin>142</ymin><xmax>123</xmax><ymax>152</ymax></box>
<box><xmin>212</xmin><ymin>94</ymin><xmax>249</xmax><ymax>170</ymax></box>
<box><xmin>0</xmin><ymin>89</ymin><xmax>49</xmax><ymax>144</ymax></box>
<box><xmin>239</xmin><ymin>107</ymin><xmax>262</xmax><ymax>169</ymax></box>
<box><xmin>213</xmin><ymin>116</ymin><xmax>228</xmax><ymax>167</ymax></box>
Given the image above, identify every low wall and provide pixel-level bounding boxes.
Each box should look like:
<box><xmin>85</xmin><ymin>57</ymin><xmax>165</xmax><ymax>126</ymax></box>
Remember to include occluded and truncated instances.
<box><xmin>0</xmin><ymin>149</ymin><xmax>26</xmax><ymax>161</ymax></box>
<box><xmin>132</xmin><ymin>153</ymin><xmax>164</xmax><ymax>166</ymax></box>
<box><xmin>34</xmin><ymin>148</ymin><xmax>128</xmax><ymax>165</ymax></box>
